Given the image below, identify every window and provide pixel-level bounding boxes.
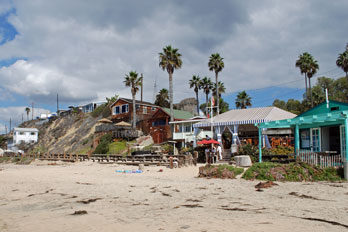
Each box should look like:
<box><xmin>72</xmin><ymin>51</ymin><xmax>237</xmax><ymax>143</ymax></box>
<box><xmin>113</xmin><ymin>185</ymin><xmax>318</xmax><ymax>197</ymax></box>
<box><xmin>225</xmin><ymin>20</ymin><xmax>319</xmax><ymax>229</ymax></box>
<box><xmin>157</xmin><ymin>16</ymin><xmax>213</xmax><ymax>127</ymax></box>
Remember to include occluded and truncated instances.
<box><xmin>152</xmin><ymin>107</ymin><xmax>156</xmax><ymax>111</ymax></box>
<box><xmin>152</xmin><ymin>119</ymin><xmax>166</xmax><ymax>126</ymax></box>
<box><xmin>300</xmin><ymin>129</ymin><xmax>310</xmax><ymax>149</ymax></box>
<box><xmin>143</xmin><ymin>106</ymin><xmax>147</xmax><ymax>114</ymax></box>
<box><xmin>184</xmin><ymin>125</ymin><xmax>191</xmax><ymax>133</ymax></box>
<box><xmin>30</xmin><ymin>132</ymin><xmax>36</xmax><ymax>135</ymax></box>
<box><xmin>19</xmin><ymin>132</ymin><xmax>25</xmax><ymax>135</ymax></box>
<box><xmin>136</xmin><ymin>104</ymin><xmax>140</xmax><ymax>110</ymax></box>
<box><xmin>114</xmin><ymin>106</ymin><xmax>120</xmax><ymax>115</ymax></box>
<box><xmin>121</xmin><ymin>104</ymin><xmax>128</xmax><ymax>113</ymax></box>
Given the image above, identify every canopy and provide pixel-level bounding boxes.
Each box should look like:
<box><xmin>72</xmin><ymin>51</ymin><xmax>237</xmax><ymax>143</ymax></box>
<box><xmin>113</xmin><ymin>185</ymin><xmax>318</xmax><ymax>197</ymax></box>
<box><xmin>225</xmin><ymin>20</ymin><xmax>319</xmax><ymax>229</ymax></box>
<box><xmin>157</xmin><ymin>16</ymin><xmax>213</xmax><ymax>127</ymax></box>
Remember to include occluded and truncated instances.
<box><xmin>197</xmin><ymin>139</ymin><xmax>220</xmax><ymax>145</ymax></box>
<box><xmin>115</xmin><ymin>121</ymin><xmax>132</xmax><ymax>127</ymax></box>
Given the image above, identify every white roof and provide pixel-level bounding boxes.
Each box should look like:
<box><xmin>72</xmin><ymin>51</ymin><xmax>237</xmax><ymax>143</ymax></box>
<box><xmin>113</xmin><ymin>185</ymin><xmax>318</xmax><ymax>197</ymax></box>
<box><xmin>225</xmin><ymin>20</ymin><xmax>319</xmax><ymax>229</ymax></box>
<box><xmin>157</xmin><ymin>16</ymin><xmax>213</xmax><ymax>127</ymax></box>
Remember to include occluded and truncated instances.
<box><xmin>14</xmin><ymin>127</ymin><xmax>39</xmax><ymax>132</ymax></box>
<box><xmin>194</xmin><ymin>107</ymin><xmax>297</xmax><ymax>127</ymax></box>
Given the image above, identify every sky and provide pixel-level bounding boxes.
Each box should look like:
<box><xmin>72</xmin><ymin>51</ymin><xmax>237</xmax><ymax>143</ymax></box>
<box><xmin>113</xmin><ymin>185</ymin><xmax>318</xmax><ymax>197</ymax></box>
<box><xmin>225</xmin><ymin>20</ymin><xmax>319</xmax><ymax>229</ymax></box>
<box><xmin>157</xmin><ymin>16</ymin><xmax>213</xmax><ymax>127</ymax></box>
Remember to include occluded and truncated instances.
<box><xmin>0</xmin><ymin>0</ymin><xmax>347</xmax><ymax>133</ymax></box>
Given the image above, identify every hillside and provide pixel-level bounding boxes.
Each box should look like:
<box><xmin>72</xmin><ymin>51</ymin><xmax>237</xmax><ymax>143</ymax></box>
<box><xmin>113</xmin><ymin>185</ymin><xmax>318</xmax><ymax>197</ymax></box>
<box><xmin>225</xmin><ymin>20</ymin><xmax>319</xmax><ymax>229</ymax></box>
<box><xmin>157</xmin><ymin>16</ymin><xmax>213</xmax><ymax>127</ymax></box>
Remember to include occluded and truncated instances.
<box><xmin>20</xmin><ymin>113</ymin><xmax>101</xmax><ymax>154</ymax></box>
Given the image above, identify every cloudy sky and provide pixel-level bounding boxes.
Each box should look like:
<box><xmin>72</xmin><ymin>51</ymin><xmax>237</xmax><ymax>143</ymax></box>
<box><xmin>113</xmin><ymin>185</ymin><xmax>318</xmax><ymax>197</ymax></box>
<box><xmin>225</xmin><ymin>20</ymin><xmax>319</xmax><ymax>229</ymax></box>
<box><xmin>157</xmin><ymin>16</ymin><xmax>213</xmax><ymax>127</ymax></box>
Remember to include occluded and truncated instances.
<box><xmin>0</xmin><ymin>0</ymin><xmax>347</xmax><ymax>133</ymax></box>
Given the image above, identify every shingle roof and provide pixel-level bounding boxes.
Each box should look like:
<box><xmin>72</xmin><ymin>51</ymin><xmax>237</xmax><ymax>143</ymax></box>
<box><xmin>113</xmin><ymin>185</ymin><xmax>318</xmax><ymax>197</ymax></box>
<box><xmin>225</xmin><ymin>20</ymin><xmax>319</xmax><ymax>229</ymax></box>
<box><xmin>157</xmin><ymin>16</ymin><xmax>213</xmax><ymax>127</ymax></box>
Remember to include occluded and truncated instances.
<box><xmin>194</xmin><ymin>107</ymin><xmax>297</xmax><ymax>127</ymax></box>
<box><xmin>162</xmin><ymin>108</ymin><xmax>193</xmax><ymax>120</ymax></box>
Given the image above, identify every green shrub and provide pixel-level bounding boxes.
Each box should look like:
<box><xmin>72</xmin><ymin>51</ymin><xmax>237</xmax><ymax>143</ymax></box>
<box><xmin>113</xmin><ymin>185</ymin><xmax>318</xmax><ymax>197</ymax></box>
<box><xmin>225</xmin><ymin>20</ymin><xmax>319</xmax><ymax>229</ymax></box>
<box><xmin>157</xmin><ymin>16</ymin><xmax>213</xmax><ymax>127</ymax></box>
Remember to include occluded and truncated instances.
<box><xmin>238</xmin><ymin>144</ymin><xmax>258</xmax><ymax>162</ymax></box>
<box><xmin>93</xmin><ymin>133</ymin><xmax>113</xmax><ymax>154</ymax></box>
<box><xmin>82</xmin><ymin>138</ymin><xmax>89</xmax><ymax>145</ymax></box>
<box><xmin>91</xmin><ymin>103</ymin><xmax>107</xmax><ymax>118</ymax></box>
<box><xmin>161</xmin><ymin>144</ymin><xmax>173</xmax><ymax>153</ymax></box>
<box><xmin>107</xmin><ymin>140</ymin><xmax>127</xmax><ymax>154</ymax></box>
<box><xmin>242</xmin><ymin>162</ymin><xmax>343</xmax><ymax>182</ymax></box>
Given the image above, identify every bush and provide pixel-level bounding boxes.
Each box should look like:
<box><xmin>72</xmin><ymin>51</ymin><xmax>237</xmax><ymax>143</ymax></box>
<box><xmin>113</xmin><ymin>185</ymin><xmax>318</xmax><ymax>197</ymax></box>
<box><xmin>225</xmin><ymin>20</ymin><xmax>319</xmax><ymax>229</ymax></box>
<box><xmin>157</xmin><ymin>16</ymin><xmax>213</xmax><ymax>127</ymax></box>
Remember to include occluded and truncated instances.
<box><xmin>161</xmin><ymin>144</ymin><xmax>173</xmax><ymax>153</ymax></box>
<box><xmin>91</xmin><ymin>103</ymin><xmax>107</xmax><ymax>118</ymax></box>
<box><xmin>93</xmin><ymin>133</ymin><xmax>113</xmax><ymax>154</ymax></box>
<box><xmin>199</xmin><ymin>164</ymin><xmax>244</xmax><ymax>179</ymax></box>
<box><xmin>238</xmin><ymin>144</ymin><xmax>258</xmax><ymax>162</ymax></box>
<box><xmin>242</xmin><ymin>162</ymin><xmax>343</xmax><ymax>182</ymax></box>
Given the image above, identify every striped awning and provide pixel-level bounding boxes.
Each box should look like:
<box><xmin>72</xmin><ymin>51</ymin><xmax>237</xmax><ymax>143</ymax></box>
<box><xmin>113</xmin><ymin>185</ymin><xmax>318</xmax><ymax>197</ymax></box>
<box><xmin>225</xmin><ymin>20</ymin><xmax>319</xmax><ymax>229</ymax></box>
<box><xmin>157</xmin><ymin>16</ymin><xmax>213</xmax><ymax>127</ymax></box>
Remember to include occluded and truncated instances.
<box><xmin>193</xmin><ymin>107</ymin><xmax>296</xmax><ymax>128</ymax></box>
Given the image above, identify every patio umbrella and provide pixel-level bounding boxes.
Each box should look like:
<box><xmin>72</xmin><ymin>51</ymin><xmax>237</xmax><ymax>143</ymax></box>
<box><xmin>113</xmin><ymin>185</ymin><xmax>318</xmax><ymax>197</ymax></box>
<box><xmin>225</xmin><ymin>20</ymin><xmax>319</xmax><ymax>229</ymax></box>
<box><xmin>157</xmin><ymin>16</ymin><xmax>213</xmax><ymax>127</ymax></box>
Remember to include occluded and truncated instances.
<box><xmin>197</xmin><ymin>139</ymin><xmax>220</xmax><ymax>145</ymax></box>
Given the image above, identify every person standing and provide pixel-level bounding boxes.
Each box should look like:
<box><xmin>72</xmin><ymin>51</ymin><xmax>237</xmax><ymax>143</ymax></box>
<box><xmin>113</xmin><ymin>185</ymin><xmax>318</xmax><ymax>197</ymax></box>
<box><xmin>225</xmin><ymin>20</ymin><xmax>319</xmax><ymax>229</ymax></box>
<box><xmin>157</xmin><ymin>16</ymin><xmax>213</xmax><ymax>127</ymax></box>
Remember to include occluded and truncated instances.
<box><xmin>217</xmin><ymin>144</ymin><xmax>222</xmax><ymax>161</ymax></box>
<box><xmin>205</xmin><ymin>147</ymin><xmax>210</xmax><ymax>164</ymax></box>
<box><xmin>212</xmin><ymin>146</ymin><xmax>217</xmax><ymax>163</ymax></box>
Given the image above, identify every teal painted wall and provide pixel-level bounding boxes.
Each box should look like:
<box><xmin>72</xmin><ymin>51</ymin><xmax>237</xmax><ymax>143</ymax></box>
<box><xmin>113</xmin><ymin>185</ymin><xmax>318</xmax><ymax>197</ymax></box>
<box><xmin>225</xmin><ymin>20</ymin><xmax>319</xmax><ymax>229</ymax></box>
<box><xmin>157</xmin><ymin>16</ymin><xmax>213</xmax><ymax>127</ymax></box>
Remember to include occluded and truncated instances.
<box><xmin>298</xmin><ymin>101</ymin><xmax>348</xmax><ymax>117</ymax></box>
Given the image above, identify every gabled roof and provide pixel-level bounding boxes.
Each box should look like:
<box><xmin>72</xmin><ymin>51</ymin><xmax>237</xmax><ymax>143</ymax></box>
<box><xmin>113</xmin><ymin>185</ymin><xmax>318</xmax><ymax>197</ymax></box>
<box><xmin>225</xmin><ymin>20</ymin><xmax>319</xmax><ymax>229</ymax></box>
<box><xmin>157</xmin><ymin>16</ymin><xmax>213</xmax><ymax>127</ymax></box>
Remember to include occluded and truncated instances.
<box><xmin>109</xmin><ymin>97</ymin><xmax>158</xmax><ymax>108</ymax></box>
<box><xmin>194</xmin><ymin>107</ymin><xmax>297</xmax><ymax>127</ymax></box>
<box><xmin>162</xmin><ymin>108</ymin><xmax>194</xmax><ymax>120</ymax></box>
<box><xmin>297</xmin><ymin>100</ymin><xmax>348</xmax><ymax>117</ymax></box>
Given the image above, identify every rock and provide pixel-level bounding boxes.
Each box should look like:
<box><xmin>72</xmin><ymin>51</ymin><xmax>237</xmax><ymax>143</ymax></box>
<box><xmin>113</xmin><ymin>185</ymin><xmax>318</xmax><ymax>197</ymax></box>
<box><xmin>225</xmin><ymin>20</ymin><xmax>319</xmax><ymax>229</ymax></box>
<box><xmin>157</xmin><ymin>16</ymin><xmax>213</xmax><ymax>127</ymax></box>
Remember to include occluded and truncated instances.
<box><xmin>255</xmin><ymin>181</ymin><xmax>278</xmax><ymax>189</ymax></box>
<box><xmin>234</xmin><ymin>155</ymin><xmax>252</xmax><ymax>167</ymax></box>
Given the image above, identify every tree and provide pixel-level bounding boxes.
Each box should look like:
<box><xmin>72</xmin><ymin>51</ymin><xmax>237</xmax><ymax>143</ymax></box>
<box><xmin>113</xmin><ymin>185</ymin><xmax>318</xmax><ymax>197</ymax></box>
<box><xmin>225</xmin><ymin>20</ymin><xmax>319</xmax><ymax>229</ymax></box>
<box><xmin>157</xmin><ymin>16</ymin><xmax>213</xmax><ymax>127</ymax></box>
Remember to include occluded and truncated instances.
<box><xmin>155</xmin><ymin>88</ymin><xmax>170</xmax><ymax>107</ymax></box>
<box><xmin>200</xmin><ymin>76</ymin><xmax>213</xmax><ymax>108</ymax></box>
<box><xmin>212</xmin><ymin>81</ymin><xmax>226</xmax><ymax>98</ymax></box>
<box><xmin>295</xmin><ymin>52</ymin><xmax>319</xmax><ymax>107</ymax></box>
<box><xmin>124</xmin><ymin>71</ymin><xmax>142</xmax><ymax>129</ymax></box>
<box><xmin>106</xmin><ymin>95</ymin><xmax>119</xmax><ymax>105</ymax></box>
<box><xmin>189</xmin><ymin>75</ymin><xmax>201</xmax><ymax>115</ymax></box>
<box><xmin>200</xmin><ymin>97</ymin><xmax>229</xmax><ymax>116</ymax></box>
<box><xmin>25</xmin><ymin>107</ymin><xmax>30</xmax><ymax>121</ymax></box>
<box><xmin>336</xmin><ymin>51</ymin><xmax>348</xmax><ymax>82</ymax></box>
<box><xmin>208</xmin><ymin>53</ymin><xmax>224</xmax><ymax>116</ymax></box>
<box><xmin>235</xmin><ymin>91</ymin><xmax>252</xmax><ymax>109</ymax></box>
<box><xmin>159</xmin><ymin>45</ymin><xmax>183</xmax><ymax>122</ymax></box>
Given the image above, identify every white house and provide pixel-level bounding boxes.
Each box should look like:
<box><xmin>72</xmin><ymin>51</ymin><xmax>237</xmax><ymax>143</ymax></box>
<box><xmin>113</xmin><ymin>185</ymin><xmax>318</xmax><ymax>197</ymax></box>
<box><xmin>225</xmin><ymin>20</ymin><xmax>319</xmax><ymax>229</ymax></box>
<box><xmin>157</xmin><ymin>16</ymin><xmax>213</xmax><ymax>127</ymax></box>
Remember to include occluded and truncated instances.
<box><xmin>8</xmin><ymin>127</ymin><xmax>39</xmax><ymax>150</ymax></box>
<box><xmin>80</xmin><ymin>102</ymin><xmax>107</xmax><ymax>113</ymax></box>
<box><xmin>169</xmin><ymin>116</ymin><xmax>212</xmax><ymax>147</ymax></box>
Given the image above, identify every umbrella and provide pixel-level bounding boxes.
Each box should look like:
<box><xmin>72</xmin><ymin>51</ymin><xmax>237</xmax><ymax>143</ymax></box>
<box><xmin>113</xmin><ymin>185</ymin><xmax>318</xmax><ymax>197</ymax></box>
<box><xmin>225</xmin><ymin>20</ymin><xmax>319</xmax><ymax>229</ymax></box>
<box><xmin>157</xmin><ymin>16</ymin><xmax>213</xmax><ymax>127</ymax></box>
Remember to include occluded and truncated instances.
<box><xmin>197</xmin><ymin>139</ymin><xmax>220</xmax><ymax>145</ymax></box>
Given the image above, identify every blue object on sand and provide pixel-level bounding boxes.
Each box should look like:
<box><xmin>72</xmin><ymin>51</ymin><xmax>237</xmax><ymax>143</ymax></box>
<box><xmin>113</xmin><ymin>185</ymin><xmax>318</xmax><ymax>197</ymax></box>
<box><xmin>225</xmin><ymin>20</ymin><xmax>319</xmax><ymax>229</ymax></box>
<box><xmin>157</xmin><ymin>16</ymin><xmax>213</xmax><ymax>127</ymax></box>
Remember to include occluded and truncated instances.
<box><xmin>115</xmin><ymin>170</ymin><xmax>143</xmax><ymax>173</ymax></box>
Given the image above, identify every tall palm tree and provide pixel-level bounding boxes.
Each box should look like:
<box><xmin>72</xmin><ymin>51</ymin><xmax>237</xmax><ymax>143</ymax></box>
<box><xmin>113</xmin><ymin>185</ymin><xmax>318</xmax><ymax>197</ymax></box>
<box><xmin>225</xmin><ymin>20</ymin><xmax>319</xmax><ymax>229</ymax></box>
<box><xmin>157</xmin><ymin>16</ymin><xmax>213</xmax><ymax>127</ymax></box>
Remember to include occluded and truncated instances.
<box><xmin>200</xmin><ymin>76</ymin><xmax>213</xmax><ymax>107</ymax></box>
<box><xmin>25</xmin><ymin>107</ymin><xmax>30</xmax><ymax>121</ymax></box>
<box><xmin>212</xmin><ymin>81</ymin><xmax>226</xmax><ymax>98</ymax></box>
<box><xmin>295</xmin><ymin>52</ymin><xmax>319</xmax><ymax>106</ymax></box>
<box><xmin>307</xmin><ymin>60</ymin><xmax>319</xmax><ymax>107</ymax></box>
<box><xmin>336</xmin><ymin>51</ymin><xmax>348</xmax><ymax>82</ymax></box>
<box><xmin>159</xmin><ymin>45</ymin><xmax>183</xmax><ymax>122</ymax></box>
<box><xmin>189</xmin><ymin>75</ymin><xmax>201</xmax><ymax>115</ymax></box>
<box><xmin>155</xmin><ymin>88</ymin><xmax>170</xmax><ymax>107</ymax></box>
<box><xmin>124</xmin><ymin>71</ymin><xmax>142</xmax><ymax>129</ymax></box>
<box><xmin>208</xmin><ymin>53</ymin><xmax>224</xmax><ymax>115</ymax></box>
<box><xmin>235</xmin><ymin>91</ymin><xmax>252</xmax><ymax>109</ymax></box>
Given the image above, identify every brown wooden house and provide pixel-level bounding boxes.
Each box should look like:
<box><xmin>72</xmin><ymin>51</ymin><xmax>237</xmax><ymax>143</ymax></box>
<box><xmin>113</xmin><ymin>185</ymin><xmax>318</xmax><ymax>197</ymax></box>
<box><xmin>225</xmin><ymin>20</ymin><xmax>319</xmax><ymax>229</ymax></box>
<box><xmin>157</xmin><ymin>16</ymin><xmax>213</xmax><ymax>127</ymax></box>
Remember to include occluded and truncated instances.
<box><xmin>148</xmin><ymin>108</ymin><xmax>193</xmax><ymax>144</ymax></box>
<box><xmin>109</xmin><ymin>98</ymin><xmax>159</xmax><ymax>134</ymax></box>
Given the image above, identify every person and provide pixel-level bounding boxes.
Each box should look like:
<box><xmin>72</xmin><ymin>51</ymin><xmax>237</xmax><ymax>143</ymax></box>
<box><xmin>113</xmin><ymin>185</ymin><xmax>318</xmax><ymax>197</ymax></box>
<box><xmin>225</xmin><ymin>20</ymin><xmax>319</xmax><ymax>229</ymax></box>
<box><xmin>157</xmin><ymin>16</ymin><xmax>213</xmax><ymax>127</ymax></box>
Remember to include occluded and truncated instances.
<box><xmin>217</xmin><ymin>144</ymin><xmax>222</xmax><ymax>161</ymax></box>
<box><xmin>211</xmin><ymin>146</ymin><xmax>217</xmax><ymax>163</ymax></box>
<box><xmin>204</xmin><ymin>147</ymin><xmax>210</xmax><ymax>164</ymax></box>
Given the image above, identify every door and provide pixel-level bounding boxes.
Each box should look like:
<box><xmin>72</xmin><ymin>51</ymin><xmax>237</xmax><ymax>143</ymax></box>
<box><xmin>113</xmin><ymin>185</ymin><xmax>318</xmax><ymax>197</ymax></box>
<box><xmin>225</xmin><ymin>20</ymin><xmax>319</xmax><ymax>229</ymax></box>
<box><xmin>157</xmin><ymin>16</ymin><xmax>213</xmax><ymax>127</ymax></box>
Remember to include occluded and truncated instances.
<box><xmin>340</xmin><ymin>125</ymin><xmax>346</xmax><ymax>159</ymax></box>
<box><xmin>311</xmin><ymin>128</ymin><xmax>320</xmax><ymax>152</ymax></box>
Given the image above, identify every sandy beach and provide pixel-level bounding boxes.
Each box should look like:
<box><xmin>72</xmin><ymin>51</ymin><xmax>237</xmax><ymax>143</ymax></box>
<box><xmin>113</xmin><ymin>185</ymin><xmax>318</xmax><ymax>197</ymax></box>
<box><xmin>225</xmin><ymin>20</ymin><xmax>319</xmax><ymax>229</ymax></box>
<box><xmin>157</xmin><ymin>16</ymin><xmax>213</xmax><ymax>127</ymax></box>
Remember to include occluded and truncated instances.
<box><xmin>0</xmin><ymin>161</ymin><xmax>348</xmax><ymax>232</ymax></box>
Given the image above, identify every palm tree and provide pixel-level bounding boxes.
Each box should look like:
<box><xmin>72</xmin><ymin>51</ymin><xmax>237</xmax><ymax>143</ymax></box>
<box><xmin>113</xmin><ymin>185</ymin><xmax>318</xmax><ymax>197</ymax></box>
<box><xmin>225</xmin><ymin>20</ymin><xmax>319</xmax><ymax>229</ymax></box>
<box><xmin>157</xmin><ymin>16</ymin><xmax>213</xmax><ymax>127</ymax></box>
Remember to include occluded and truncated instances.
<box><xmin>189</xmin><ymin>75</ymin><xmax>201</xmax><ymax>115</ymax></box>
<box><xmin>295</xmin><ymin>52</ymin><xmax>319</xmax><ymax>106</ymax></box>
<box><xmin>307</xmin><ymin>60</ymin><xmax>319</xmax><ymax>107</ymax></box>
<box><xmin>159</xmin><ymin>45</ymin><xmax>183</xmax><ymax>122</ymax></box>
<box><xmin>124</xmin><ymin>71</ymin><xmax>142</xmax><ymax>129</ymax></box>
<box><xmin>208</xmin><ymin>53</ymin><xmax>224</xmax><ymax>115</ymax></box>
<box><xmin>200</xmin><ymin>76</ymin><xmax>213</xmax><ymax>107</ymax></box>
<box><xmin>155</xmin><ymin>88</ymin><xmax>170</xmax><ymax>107</ymax></box>
<box><xmin>336</xmin><ymin>51</ymin><xmax>348</xmax><ymax>82</ymax></box>
<box><xmin>235</xmin><ymin>91</ymin><xmax>252</xmax><ymax>109</ymax></box>
<box><xmin>25</xmin><ymin>107</ymin><xmax>30</xmax><ymax>121</ymax></box>
<box><xmin>212</xmin><ymin>81</ymin><xmax>226</xmax><ymax>98</ymax></box>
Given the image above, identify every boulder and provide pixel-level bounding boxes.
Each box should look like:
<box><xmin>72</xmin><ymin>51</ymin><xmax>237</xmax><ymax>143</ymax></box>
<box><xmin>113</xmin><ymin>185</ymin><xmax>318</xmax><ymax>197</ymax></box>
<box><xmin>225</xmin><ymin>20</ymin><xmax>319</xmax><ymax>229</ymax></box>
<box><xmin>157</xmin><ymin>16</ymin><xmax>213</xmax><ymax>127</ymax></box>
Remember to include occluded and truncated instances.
<box><xmin>234</xmin><ymin>155</ymin><xmax>252</xmax><ymax>167</ymax></box>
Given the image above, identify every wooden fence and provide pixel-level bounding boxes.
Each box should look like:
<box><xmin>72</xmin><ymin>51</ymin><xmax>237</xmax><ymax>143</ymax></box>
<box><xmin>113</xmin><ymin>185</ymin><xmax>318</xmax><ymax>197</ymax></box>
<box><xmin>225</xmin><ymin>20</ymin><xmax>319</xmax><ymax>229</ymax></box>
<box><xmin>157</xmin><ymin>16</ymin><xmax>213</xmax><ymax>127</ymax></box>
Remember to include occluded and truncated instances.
<box><xmin>298</xmin><ymin>150</ymin><xmax>343</xmax><ymax>168</ymax></box>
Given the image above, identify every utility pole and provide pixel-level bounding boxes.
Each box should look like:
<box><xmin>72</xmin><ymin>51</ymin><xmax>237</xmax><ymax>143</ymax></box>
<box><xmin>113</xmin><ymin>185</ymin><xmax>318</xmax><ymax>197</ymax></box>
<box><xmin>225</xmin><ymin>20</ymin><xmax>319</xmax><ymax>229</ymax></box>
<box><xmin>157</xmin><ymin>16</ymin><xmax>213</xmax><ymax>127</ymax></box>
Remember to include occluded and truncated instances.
<box><xmin>5</xmin><ymin>125</ymin><xmax>7</xmax><ymax>135</ymax></box>
<box><xmin>141</xmin><ymin>73</ymin><xmax>143</xmax><ymax>103</ymax></box>
<box><xmin>22</xmin><ymin>113</ymin><xmax>23</xmax><ymax>123</ymax></box>
<box><xmin>32</xmin><ymin>102</ymin><xmax>34</xmax><ymax>120</ymax></box>
<box><xmin>57</xmin><ymin>93</ymin><xmax>59</xmax><ymax>114</ymax></box>
<box><xmin>9</xmin><ymin>118</ymin><xmax>11</xmax><ymax>132</ymax></box>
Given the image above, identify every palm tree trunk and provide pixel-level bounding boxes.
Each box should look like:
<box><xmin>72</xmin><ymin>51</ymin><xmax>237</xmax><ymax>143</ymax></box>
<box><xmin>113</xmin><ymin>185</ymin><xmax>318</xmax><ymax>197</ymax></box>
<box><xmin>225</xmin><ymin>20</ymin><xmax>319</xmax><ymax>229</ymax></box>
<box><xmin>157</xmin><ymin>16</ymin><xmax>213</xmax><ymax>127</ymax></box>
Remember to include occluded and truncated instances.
<box><xmin>215</xmin><ymin>72</ymin><xmax>219</xmax><ymax>116</ymax></box>
<box><xmin>205</xmin><ymin>92</ymin><xmax>209</xmax><ymax>116</ymax></box>
<box><xmin>26</xmin><ymin>113</ymin><xmax>29</xmax><ymax>121</ymax></box>
<box><xmin>305</xmin><ymin>73</ymin><xmax>308</xmax><ymax>101</ymax></box>
<box><xmin>169</xmin><ymin>72</ymin><xmax>174</xmax><ymax>122</ymax></box>
<box><xmin>195</xmin><ymin>90</ymin><xmax>199</xmax><ymax>116</ymax></box>
<box><xmin>132</xmin><ymin>91</ymin><xmax>136</xmax><ymax>129</ymax></box>
<box><xmin>309</xmin><ymin>77</ymin><xmax>313</xmax><ymax>107</ymax></box>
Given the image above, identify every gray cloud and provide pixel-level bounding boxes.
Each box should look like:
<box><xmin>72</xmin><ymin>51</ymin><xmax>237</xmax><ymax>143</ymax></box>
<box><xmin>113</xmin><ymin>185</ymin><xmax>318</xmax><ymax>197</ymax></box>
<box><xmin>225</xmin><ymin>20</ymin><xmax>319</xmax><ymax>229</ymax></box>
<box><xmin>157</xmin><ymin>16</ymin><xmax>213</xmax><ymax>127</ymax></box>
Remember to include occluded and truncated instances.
<box><xmin>0</xmin><ymin>0</ymin><xmax>347</xmax><ymax>110</ymax></box>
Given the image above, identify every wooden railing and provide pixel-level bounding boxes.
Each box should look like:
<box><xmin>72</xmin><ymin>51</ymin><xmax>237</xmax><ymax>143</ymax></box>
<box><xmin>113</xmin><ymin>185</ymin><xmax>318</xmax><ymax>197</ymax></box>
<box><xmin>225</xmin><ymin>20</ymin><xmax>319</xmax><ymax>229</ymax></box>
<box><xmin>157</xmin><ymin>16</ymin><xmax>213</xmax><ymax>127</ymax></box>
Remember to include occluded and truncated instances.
<box><xmin>298</xmin><ymin>150</ymin><xmax>343</xmax><ymax>168</ymax></box>
<box><xmin>27</xmin><ymin>153</ymin><xmax>89</xmax><ymax>162</ymax></box>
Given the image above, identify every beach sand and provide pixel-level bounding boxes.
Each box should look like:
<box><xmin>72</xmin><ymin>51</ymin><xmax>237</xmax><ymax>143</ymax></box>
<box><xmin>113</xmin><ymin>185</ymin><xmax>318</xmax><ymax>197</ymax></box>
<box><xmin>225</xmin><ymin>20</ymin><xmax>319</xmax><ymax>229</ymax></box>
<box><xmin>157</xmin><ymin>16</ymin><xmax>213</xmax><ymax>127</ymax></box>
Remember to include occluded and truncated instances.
<box><xmin>0</xmin><ymin>160</ymin><xmax>348</xmax><ymax>232</ymax></box>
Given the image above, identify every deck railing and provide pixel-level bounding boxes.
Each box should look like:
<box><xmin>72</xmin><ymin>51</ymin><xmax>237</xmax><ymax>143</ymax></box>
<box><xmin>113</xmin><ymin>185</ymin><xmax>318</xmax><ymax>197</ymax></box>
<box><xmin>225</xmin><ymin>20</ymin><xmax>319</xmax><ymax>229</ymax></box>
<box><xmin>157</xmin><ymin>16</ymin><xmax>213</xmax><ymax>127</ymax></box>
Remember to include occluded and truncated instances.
<box><xmin>298</xmin><ymin>150</ymin><xmax>343</xmax><ymax>168</ymax></box>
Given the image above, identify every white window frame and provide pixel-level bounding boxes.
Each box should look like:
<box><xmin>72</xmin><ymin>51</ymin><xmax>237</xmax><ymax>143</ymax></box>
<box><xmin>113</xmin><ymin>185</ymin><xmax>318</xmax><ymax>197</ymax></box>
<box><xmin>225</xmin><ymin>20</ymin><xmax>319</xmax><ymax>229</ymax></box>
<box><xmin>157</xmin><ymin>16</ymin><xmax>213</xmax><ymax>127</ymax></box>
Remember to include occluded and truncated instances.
<box><xmin>310</xmin><ymin>128</ymin><xmax>320</xmax><ymax>152</ymax></box>
<box><xmin>143</xmin><ymin>106</ymin><xmax>147</xmax><ymax>114</ymax></box>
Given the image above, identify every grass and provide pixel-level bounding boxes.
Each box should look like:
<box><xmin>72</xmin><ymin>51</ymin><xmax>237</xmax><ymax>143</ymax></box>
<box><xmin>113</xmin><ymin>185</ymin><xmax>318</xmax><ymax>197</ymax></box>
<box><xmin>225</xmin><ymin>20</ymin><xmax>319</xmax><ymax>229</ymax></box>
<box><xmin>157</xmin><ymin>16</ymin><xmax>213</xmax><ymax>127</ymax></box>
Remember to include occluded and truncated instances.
<box><xmin>0</xmin><ymin>156</ymin><xmax>34</xmax><ymax>165</ymax></box>
<box><xmin>107</xmin><ymin>140</ymin><xmax>127</xmax><ymax>154</ymax></box>
<box><xmin>77</xmin><ymin>147</ymin><xmax>91</xmax><ymax>155</ymax></box>
<box><xmin>242</xmin><ymin>162</ymin><xmax>344</xmax><ymax>182</ymax></box>
<box><xmin>200</xmin><ymin>164</ymin><xmax>244</xmax><ymax>179</ymax></box>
